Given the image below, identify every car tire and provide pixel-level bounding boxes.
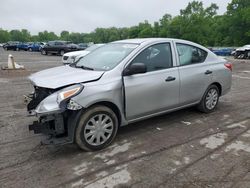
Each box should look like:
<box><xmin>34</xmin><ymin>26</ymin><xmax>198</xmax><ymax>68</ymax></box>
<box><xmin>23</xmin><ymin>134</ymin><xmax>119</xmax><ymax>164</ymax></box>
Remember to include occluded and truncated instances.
<box><xmin>197</xmin><ymin>85</ymin><xmax>219</xmax><ymax>113</ymax></box>
<box><xmin>41</xmin><ymin>49</ymin><xmax>47</xmax><ymax>55</ymax></box>
<box><xmin>75</xmin><ymin>105</ymin><xmax>119</xmax><ymax>151</ymax></box>
<box><xmin>28</xmin><ymin>48</ymin><xmax>32</xmax><ymax>52</ymax></box>
<box><xmin>16</xmin><ymin>47</ymin><xmax>19</xmax><ymax>51</ymax></box>
<box><xmin>59</xmin><ymin>50</ymin><xmax>65</xmax><ymax>56</ymax></box>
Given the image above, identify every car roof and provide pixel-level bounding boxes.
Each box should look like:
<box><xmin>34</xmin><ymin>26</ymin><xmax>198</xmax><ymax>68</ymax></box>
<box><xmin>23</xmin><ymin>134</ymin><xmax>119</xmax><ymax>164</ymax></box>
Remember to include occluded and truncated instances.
<box><xmin>112</xmin><ymin>38</ymin><xmax>201</xmax><ymax>45</ymax></box>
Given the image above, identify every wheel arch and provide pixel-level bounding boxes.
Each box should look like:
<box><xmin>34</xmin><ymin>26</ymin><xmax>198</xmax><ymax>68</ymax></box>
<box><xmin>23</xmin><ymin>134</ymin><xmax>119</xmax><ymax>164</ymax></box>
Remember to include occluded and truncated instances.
<box><xmin>210</xmin><ymin>82</ymin><xmax>222</xmax><ymax>96</ymax></box>
<box><xmin>87</xmin><ymin>101</ymin><xmax>122</xmax><ymax>127</ymax></box>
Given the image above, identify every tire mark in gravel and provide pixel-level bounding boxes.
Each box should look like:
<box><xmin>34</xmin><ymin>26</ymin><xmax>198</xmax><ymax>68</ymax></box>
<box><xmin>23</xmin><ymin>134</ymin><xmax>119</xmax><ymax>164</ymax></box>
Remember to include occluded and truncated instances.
<box><xmin>174</xmin><ymin>157</ymin><xmax>250</xmax><ymax>187</ymax></box>
<box><xmin>55</xmin><ymin>118</ymin><xmax>250</xmax><ymax>187</ymax></box>
<box><xmin>155</xmin><ymin>125</ymin><xmax>250</xmax><ymax>187</ymax></box>
<box><xmin>228</xmin><ymin>159</ymin><xmax>250</xmax><ymax>188</ymax></box>
<box><xmin>158</xmin><ymin>179</ymin><xmax>250</xmax><ymax>185</ymax></box>
<box><xmin>219</xmin><ymin>156</ymin><xmax>250</xmax><ymax>182</ymax></box>
<box><xmin>1</xmin><ymin>118</ymin><xmax>248</xmax><ymax>177</ymax></box>
<box><xmin>0</xmin><ymin>135</ymin><xmax>40</xmax><ymax>146</ymax></box>
<box><xmin>0</xmin><ymin>144</ymin><xmax>61</xmax><ymax>172</ymax></box>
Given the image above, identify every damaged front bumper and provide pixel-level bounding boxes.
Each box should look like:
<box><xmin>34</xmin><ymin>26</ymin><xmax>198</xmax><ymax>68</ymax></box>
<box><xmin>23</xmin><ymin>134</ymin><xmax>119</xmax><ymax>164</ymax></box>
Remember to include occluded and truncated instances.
<box><xmin>26</xmin><ymin>84</ymin><xmax>84</xmax><ymax>145</ymax></box>
<box><xmin>28</xmin><ymin>111</ymin><xmax>81</xmax><ymax>145</ymax></box>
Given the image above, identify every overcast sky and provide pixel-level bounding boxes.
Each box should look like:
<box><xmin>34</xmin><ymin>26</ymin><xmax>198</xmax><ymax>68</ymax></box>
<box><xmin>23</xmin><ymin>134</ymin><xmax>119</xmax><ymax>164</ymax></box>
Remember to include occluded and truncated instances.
<box><xmin>0</xmin><ymin>0</ymin><xmax>232</xmax><ymax>35</ymax></box>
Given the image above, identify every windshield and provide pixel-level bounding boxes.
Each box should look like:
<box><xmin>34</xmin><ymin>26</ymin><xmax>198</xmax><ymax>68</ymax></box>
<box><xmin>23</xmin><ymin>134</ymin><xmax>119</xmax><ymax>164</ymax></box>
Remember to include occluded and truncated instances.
<box><xmin>75</xmin><ymin>43</ymin><xmax>138</xmax><ymax>71</ymax></box>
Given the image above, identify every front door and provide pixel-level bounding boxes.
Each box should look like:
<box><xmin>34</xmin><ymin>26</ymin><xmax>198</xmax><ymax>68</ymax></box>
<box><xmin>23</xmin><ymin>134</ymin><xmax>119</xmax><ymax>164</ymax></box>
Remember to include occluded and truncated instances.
<box><xmin>123</xmin><ymin>42</ymin><xmax>180</xmax><ymax>121</ymax></box>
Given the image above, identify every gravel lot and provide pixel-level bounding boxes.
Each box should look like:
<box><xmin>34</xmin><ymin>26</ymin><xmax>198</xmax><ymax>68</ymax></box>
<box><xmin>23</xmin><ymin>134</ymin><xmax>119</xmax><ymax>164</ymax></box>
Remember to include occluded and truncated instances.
<box><xmin>0</xmin><ymin>48</ymin><xmax>250</xmax><ymax>188</ymax></box>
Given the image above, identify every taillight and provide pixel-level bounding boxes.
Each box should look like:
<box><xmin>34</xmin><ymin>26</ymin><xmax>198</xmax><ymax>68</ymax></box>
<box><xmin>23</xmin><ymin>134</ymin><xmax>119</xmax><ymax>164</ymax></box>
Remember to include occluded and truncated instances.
<box><xmin>224</xmin><ymin>63</ymin><xmax>232</xmax><ymax>71</ymax></box>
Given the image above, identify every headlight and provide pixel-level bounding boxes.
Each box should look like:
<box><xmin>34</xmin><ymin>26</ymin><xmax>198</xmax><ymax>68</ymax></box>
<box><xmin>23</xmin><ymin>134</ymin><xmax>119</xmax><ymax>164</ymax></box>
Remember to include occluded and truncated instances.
<box><xmin>57</xmin><ymin>84</ymin><xmax>84</xmax><ymax>104</ymax></box>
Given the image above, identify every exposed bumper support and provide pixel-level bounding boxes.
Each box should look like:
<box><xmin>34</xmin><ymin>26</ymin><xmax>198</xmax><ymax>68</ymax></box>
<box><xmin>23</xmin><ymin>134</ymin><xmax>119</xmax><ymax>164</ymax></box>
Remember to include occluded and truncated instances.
<box><xmin>28</xmin><ymin>110</ymin><xmax>82</xmax><ymax>145</ymax></box>
<box><xmin>29</xmin><ymin>114</ymin><xmax>65</xmax><ymax>135</ymax></box>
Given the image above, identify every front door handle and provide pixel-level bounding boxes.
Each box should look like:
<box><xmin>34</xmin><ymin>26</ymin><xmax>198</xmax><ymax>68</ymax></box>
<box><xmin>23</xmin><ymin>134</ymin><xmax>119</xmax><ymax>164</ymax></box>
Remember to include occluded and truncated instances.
<box><xmin>165</xmin><ymin>76</ymin><xmax>176</xmax><ymax>82</ymax></box>
<box><xmin>205</xmin><ymin>70</ymin><xmax>213</xmax><ymax>75</ymax></box>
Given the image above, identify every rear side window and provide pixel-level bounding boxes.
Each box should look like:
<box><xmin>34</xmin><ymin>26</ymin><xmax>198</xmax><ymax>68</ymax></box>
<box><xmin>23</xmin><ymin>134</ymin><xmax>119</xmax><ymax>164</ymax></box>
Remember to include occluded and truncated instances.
<box><xmin>176</xmin><ymin>43</ymin><xmax>207</xmax><ymax>66</ymax></box>
<box><xmin>131</xmin><ymin>43</ymin><xmax>173</xmax><ymax>72</ymax></box>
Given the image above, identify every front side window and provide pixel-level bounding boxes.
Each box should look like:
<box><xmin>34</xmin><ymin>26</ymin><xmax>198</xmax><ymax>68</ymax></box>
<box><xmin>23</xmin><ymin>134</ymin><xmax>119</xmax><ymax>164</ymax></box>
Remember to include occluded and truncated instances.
<box><xmin>48</xmin><ymin>41</ymin><xmax>55</xmax><ymax>46</ymax></box>
<box><xmin>130</xmin><ymin>43</ymin><xmax>173</xmax><ymax>72</ymax></box>
<box><xmin>75</xmin><ymin>43</ymin><xmax>138</xmax><ymax>71</ymax></box>
<box><xmin>176</xmin><ymin>43</ymin><xmax>208</xmax><ymax>66</ymax></box>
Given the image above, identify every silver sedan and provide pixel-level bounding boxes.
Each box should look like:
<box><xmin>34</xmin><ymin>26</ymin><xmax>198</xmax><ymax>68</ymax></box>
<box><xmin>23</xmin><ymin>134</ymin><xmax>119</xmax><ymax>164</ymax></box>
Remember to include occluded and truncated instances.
<box><xmin>27</xmin><ymin>38</ymin><xmax>232</xmax><ymax>151</ymax></box>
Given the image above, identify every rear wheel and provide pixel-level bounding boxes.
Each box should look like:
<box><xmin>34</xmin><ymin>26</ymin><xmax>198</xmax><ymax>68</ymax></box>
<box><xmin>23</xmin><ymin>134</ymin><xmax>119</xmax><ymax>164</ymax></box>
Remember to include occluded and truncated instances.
<box><xmin>28</xmin><ymin>48</ymin><xmax>32</xmax><ymax>52</ymax></box>
<box><xmin>75</xmin><ymin>105</ymin><xmax>118</xmax><ymax>151</ymax></box>
<box><xmin>16</xmin><ymin>47</ymin><xmax>19</xmax><ymax>51</ymax></box>
<box><xmin>197</xmin><ymin>85</ymin><xmax>219</xmax><ymax>113</ymax></box>
<box><xmin>59</xmin><ymin>50</ymin><xmax>65</xmax><ymax>56</ymax></box>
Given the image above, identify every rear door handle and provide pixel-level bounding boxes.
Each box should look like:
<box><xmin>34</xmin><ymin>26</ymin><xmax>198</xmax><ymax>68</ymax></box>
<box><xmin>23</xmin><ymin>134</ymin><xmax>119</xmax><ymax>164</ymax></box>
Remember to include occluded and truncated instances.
<box><xmin>205</xmin><ymin>70</ymin><xmax>213</xmax><ymax>75</ymax></box>
<box><xmin>165</xmin><ymin>76</ymin><xmax>176</xmax><ymax>82</ymax></box>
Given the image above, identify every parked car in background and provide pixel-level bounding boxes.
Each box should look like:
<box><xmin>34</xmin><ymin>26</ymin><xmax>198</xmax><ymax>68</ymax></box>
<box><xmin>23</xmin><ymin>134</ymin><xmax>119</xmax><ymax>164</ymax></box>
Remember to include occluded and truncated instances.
<box><xmin>39</xmin><ymin>42</ymin><xmax>46</xmax><ymax>49</ymax></box>
<box><xmin>232</xmin><ymin>45</ymin><xmax>250</xmax><ymax>59</ymax></box>
<box><xmin>78</xmin><ymin>43</ymin><xmax>89</xmax><ymax>50</ymax></box>
<box><xmin>41</xmin><ymin>41</ymin><xmax>79</xmax><ymax>56</ymax></box>
<box><xmin>62</xmin><ymin>44</ymin><xmax>105</xmax><ymax>64</ymax></box>
<box><xmin>27</xmin><ymin>42</ymin><xmax>44</xmax><ymax>52</ymax></box>
<box><xmin>16</xmin><ymin>42</ymin><xmax>33</xmax><ymax>51</ymax></box>
<box><xmin>27</xmin><ymin>38</ymin><xmax>232</xmax><ymax>151</ymax></box>
<box><xmin>3</xmin><ymin>41</ymin><xmax>20</xmax><ymax>50</ymax></box>
<box><xmin>211</xmin><ymin>48</ymin><xmax>234</xmax><ymax>56</ymax></box>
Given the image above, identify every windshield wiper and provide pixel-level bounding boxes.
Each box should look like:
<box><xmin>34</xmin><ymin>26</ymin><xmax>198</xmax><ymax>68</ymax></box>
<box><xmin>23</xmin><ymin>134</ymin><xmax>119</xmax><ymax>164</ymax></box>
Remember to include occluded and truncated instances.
<box><xmin>76</xmin><ymin>65</ymin><xmax>94</xmax><ymax>70</ymax></box>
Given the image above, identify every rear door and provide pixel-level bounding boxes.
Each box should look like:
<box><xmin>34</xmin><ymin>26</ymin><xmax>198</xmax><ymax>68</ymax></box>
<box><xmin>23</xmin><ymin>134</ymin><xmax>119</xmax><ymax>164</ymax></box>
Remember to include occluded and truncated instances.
<box><xmin>123</xmin><ymin>42</ymin><xmax>180</xmax><ymax>121</ymax></box>
<box><xmin>175</xmin><ymin>43</ymin><xmax>212</xmax><ymax>105</ymax></box>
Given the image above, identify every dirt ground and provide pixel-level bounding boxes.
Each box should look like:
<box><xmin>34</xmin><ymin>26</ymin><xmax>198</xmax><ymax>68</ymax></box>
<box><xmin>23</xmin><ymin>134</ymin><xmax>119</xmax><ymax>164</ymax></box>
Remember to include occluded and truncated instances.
<box><xmin>0</xmin><ymin>48</ymin><xmax>250</xmax><ymax>188</ymax></box>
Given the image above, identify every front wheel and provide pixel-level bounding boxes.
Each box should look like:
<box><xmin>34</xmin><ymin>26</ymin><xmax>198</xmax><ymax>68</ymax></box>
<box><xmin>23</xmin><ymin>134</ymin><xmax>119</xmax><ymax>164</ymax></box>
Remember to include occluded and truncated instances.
<box><xmin>75</xmin><ymin>105</ymin><xmax>119</xmax><ymax>151</ymax></box>
<box><xmin>197</xmin><ymin>85</ymin><xmax>219</xmax><ymax>113</ymax></box>
<box><xmin>28</xmin><ymin>48</ymin><xmax>32</xmax><ymax>52</ymax></box>
<box><xmin>41</xmin><ymin>49</ymin><xmax>47</xmax><ymax>55</ymax></box>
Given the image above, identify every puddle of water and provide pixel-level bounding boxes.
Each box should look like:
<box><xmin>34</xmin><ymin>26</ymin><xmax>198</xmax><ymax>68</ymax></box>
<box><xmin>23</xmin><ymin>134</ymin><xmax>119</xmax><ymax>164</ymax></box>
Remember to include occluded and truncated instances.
<box><xmin>184</xmin><ymin>157</ymin><xmax>190</xmax><ymax>164</ymax></box>
<box><xmin>84</xmin><ymin>168</ymin><xmax>131</xmax><ymax>188</ymax></box>
<box><xmin>242</xmin><ymin>130</ymin><xmax>250</xmax><ymax>138</ymax></box>
<box><xmin>173</xmin><ymin>160</ymin><xmax>181</xmax><ymax>166</ymax></box>
<box><xmin>73</xmin><ymin>162</ymin><xmax>92</xmax><ymax>176</ymax></box>
<box><xmin>225</xmin><ymin>141</ymin><xmax>250</xmax><ymax>155</ymax></box>
<box><xmin>94</xmin><ymin>142</ymin><xmax>131</xmax><ymax>160</ymax></box>
<box><xmin>96</xmin><ymin>171</ymin><xmax>109</xmax><ymax>178</ymax></box>
<box><xmin>181</xmin><ymin>121</ymin><xmax>191</xmax><ymax>126</ymax></box>
<box><xmin>227</xmin><ymin>120</ymin><xmax>248</xmax><ymax>129</ymax></box>
<box><xmin>72</xmin><ymin>179</ymin><xmax>84</xmax><ymax>187</ymax></box>
<box><xmin>210</xmin><ymin>153</ymin><xmax>221</xmax><ymax>159</ymax></box>
<box><xmin>200</xmin><ymin>133</ymin><xmax>228</xmax><ymax>149</ymax></box>
<box><xmin>106</xmin><ymin>159</ymin><xmax>116</xmax><ymax>165</ymax></box>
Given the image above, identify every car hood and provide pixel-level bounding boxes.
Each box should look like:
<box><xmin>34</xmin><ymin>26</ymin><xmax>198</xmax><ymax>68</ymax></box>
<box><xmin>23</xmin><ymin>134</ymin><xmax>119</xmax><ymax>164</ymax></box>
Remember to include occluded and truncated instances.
<box><xmin>29</xmin><ymin>66</ymin><xmax>104</xmax><ymax>89</ymax></box>
<box><xmin>64</xmin><ymin>50</ymin><xmax>89</xmax><ymax>57</ymax></box>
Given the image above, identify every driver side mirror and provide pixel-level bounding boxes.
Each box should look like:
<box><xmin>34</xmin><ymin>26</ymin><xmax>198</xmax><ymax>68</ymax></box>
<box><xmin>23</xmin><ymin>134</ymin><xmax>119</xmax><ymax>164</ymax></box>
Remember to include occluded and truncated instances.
<box><xmin>123</xmin><ymin>63</ymin><xmax>147</xmax><ymax>76</ymax></box>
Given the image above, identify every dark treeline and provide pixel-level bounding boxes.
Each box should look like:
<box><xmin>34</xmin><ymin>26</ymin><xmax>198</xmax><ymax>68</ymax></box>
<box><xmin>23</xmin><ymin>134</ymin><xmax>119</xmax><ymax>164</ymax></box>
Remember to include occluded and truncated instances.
<box><xmin>0</xmin><ymin>0</ymin><xmax>249</xmax><ymax>46</ymax></box>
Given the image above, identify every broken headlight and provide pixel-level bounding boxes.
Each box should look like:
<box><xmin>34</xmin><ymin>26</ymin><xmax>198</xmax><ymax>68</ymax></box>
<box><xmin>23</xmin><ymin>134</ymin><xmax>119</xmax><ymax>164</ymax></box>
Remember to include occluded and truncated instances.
<box><xmin>57</xmin><ymin>84</ymin><xmax>84</xmax><ymax>103</ymax></box>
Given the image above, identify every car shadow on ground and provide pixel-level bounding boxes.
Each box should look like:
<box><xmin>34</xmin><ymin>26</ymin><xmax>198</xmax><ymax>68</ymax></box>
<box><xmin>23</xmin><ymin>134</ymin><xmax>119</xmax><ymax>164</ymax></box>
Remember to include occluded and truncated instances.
<box><xmin>40</xmin><ymin>106</ymin><xmax>202</xmax><ymax>157</ymax></box>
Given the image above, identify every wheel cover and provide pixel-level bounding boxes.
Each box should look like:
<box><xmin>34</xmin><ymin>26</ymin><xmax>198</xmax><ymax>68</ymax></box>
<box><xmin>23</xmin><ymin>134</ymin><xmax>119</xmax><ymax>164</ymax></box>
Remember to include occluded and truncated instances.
<box><xmin>205</xmin><ymin>88</ymin><xmax>218</xmax><ymax>110</ymax></box>
<box><xmin>84</xmin><ymin>114</ymin><xmax>114</xmax><ymax>146</ymax></box>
